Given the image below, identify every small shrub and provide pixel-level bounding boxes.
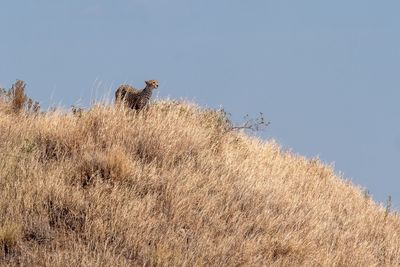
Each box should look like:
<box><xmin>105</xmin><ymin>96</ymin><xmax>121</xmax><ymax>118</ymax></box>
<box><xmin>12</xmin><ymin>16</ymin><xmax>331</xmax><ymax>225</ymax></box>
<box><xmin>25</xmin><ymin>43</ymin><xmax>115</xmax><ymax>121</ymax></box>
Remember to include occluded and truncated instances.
<box><xmin>10</xmin><ymin>80</ymin><xmax>27</xmax><ymax>112</ymax></box>
<box><xmin>200</xmin><ymin>108</ymin><xmax>270</xmax><ymax>134</ymax></box>
<box><xmin>0</xmin><ymin>80</ymin><xmax>40</xmax><ymax>114</ymax></box>
<box><xmin>220</xmin><ymin>109</ymin><xmax>270</xmax><ymax>132</ymax></box>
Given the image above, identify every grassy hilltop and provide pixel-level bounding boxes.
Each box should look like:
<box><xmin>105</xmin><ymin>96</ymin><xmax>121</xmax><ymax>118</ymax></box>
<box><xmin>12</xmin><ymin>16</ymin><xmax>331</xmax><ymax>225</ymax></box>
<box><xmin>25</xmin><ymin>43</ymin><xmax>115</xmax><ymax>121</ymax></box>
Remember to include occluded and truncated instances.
<box><xmin>0</xmin><ymin>83</ymin><xmax>400</xmax><ymax>266</ymax></box>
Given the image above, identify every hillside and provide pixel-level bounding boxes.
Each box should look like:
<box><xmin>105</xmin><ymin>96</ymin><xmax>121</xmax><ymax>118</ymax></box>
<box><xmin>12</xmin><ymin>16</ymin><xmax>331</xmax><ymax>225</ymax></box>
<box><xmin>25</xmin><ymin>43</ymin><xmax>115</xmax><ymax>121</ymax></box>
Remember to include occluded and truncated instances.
<box><xmin>0</xmin><ymin>87</ymin><xmax>400</xmax><ymax>266</ymax></box>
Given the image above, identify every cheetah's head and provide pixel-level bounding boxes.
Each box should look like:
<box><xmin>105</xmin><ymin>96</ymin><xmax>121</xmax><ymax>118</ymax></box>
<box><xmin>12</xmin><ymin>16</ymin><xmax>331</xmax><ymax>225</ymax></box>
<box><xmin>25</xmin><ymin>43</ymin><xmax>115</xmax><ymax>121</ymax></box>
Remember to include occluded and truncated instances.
<box><xmin>145</xmin><ymin>80</ymin><xmax>159</xmax><ymax>90</ymax></box>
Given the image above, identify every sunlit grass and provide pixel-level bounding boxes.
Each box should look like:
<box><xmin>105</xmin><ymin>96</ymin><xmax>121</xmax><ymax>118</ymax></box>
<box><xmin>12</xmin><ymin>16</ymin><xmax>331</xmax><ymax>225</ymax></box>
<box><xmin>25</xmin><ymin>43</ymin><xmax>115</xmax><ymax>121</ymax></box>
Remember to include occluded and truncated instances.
<box><xmin>0</xmin><ymin>87</ymin><xmax>399</xmax><ymax>266</ymax></box>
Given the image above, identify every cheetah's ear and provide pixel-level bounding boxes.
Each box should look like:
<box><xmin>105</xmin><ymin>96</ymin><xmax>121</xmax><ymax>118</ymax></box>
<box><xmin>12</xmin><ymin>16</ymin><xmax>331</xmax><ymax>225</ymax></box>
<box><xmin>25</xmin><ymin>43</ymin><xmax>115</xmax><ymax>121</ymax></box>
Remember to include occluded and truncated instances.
<box><xmin>145</xmin><ymin>80</ymin><xmax>150</xmax><ymax>85</ymax></box>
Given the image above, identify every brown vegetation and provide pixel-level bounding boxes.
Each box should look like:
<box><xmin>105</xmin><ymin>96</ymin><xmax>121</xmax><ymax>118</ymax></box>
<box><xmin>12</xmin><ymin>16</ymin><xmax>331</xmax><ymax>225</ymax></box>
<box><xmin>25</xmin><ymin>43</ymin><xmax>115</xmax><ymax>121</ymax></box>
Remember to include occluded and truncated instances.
<box><xmin>0</xmin><ymin>84</ymin><xmax>399</xmax><ymax>266</ymax></box>
<box><xmin>0</xmin><ymin>80</ymin><xmax>40</xmax><ymax>114</ymax></box>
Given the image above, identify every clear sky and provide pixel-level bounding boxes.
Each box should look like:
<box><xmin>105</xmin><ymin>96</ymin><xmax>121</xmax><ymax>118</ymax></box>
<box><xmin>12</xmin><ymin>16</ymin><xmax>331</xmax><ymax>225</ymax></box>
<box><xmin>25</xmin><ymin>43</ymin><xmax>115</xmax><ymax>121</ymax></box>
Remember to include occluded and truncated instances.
<box><xmin>1</xmin><ymin>1</ymin><xmax>399</xmax><ymax>208</ymax></box>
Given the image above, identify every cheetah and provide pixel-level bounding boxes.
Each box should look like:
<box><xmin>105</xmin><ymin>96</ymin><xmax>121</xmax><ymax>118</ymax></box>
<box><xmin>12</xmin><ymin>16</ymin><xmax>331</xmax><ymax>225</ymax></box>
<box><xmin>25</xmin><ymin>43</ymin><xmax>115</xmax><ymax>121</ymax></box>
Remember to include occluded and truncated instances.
<box><xmin>115</xmin><ymin>80</ymin><xmax>159</xmax><ymax>110</ymax></box>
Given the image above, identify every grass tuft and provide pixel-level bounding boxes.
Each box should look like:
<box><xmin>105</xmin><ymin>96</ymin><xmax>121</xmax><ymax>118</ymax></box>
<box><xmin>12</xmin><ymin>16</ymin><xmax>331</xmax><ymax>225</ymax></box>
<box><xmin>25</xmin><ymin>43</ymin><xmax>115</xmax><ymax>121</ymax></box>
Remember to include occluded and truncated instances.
<box><xmin>0</xmin><ymin>223</ymin><xmax>21</xmax><ymax>259</ymax></box>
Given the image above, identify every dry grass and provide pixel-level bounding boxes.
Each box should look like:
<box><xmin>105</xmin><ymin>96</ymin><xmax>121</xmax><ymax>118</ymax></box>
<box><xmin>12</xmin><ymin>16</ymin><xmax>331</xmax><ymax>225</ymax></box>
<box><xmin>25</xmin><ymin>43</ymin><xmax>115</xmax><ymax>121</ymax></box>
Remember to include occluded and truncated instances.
<box><xmin>0</xmin><ymin>80</ymin><xmax>40</xmax><ymax>114</ymax></box>
<box><xmin>0</xmin><ymin>94</ymin><xmax>399</xmax><ymax>266</ymax></box>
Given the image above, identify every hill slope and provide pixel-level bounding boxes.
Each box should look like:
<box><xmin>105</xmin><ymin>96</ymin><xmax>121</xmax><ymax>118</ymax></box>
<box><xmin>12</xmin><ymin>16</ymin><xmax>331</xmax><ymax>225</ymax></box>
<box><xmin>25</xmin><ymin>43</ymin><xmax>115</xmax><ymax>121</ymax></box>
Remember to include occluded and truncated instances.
<box><xmin>0</xmin><ymin>97</ymin><xmax>400</xmax><ymax>266</ymax></box>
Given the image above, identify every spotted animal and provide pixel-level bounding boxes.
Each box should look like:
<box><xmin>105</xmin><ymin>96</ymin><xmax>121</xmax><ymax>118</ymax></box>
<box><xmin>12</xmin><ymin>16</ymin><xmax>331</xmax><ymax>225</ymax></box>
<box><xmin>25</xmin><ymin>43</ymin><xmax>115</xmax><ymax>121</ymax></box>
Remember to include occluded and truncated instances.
<box><xmin>115</xmin><ymin>80</ymin><xmax>159</xmax><ymax>110</ymax></box>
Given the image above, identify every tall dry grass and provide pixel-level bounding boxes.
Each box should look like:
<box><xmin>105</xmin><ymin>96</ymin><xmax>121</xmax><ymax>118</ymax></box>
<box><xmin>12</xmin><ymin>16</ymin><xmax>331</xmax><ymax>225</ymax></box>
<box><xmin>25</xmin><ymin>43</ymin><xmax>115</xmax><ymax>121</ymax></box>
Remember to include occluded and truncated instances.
<box><xmin>0</xmin><ymin>87</ymin><xmax>399</xmax><ymax>266</ymax></box>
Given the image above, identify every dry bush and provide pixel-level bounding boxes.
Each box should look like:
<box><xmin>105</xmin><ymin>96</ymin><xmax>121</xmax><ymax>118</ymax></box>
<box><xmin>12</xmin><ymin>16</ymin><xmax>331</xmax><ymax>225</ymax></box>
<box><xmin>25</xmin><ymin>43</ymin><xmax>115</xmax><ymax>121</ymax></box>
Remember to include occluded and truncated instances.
<box><xmin>0</xmin><ymin>97</ymin><xmax>399</xmax><ymax>266</ymax></box>
<box><xmin>0</xmin><ymin>80</ymin><xmax>40</xmax><ymax>114</ymax></box>
<box><xmin>10</xmin><ymin>80</ymin><xmax>27</xmax><ymax>112</ymax></box>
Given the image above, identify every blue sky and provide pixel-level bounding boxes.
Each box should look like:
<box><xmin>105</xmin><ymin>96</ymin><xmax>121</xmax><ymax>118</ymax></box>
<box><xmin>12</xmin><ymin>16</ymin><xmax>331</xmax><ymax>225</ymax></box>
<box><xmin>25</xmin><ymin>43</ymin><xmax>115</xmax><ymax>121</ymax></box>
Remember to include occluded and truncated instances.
<box><xmin>1</xmin><ymin>1</ymin><xmax>399</xmax><ymax>208</ymax></box>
